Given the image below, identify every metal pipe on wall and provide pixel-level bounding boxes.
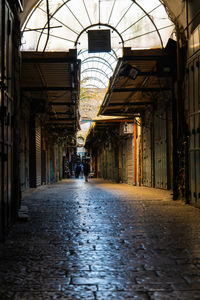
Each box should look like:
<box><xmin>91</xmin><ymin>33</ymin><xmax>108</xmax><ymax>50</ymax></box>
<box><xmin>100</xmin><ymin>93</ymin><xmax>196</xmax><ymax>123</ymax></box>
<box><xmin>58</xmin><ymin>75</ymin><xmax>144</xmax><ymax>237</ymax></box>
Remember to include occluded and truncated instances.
<box><xmin>133</xmin><ymin>120</ymin><xmax>137</xmax><ymax>185</ymax></box>
<box><xmin>186</xmin><ymin>0</ymin><xmax>189</xmax><ymax>39</ymax></box>
<box><xmin>1</xmin><ymin>0</ymin><xmax>6</xmax><ymax>240</ymax></box>
<box><xmin>151</xmin><ymin>116</ymin><xmax>155</xmax><ymax>188</ymax></box>
<box><xmin>140</xmin><ymin>119</ymin><xmax>143</xmax><ymax>186</ymax></box>
<box><xmin>172</xmin><ymin>28</ymin><xmax>185</xmax><ymax>199</ymax></box>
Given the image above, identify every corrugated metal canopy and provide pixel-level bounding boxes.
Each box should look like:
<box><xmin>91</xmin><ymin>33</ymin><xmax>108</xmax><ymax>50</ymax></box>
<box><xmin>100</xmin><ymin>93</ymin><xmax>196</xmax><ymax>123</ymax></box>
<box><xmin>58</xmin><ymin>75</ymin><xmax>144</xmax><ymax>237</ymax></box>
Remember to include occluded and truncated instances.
<box><xmin>21</xmin><ymin>50</ymin><xmax>81</xmax><ymax>135</ymax></box>
<box><xmin>99</xmin><ymin>44</ymin><xmax>176</xmax><ymax>116</ymax></box>
<box><xmin>85</xmin><ymin>116</ymin><xmax>134</xmax><ymax>147</ymax></box>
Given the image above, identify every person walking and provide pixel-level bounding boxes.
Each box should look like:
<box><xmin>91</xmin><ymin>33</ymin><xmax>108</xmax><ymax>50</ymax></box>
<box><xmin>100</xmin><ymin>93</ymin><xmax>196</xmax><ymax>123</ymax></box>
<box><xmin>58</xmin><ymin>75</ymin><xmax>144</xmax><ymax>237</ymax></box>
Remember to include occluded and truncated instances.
<box><xmin>83</xmin><ymin>161</ymin><xmax>90</xmax><ymax>182</ymax></box>
<box><xmin>75</xmin><ymin>163</ymin><xmax>81</xmax><ymax>178</ymax></box>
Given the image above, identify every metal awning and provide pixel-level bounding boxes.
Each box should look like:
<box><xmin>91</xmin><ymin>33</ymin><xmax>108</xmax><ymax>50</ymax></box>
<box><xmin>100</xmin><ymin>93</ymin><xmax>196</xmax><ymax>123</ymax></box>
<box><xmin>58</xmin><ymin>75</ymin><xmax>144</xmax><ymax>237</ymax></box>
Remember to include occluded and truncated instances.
<box><xmin>85</xmin><ymin>116</ymin><xmax>134</xmax><ymax>147</ymax></box>
<box><xmin>99</xmin><ymin>44</ymin><xmax>176</xmax><ymax>116</ymax></box>
<box><xmin>21</xmin><ymin>50</ymin><xmax>81</xmax><ymax>135</ymax></box>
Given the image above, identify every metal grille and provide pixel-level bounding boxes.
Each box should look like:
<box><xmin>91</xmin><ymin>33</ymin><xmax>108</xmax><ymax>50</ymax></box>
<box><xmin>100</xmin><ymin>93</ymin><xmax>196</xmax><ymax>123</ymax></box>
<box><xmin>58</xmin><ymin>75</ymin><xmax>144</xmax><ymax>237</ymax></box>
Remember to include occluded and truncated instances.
<box><xmin>187</xmin><ymin>53</ymin><xmax>200</xmax><ymax>205</ymax></box>
<box><xmin>154</xmin><ymin>107</ymin><xmax>168</xmax><ymax>189</ymax></box>
<box><xmin>0</xmin><ymin>1</ymin><xmax>16</xmax><ymax>239</ymax></box>
<box><xmin>126</xmin><ymin>136</ymin><xmax>134</xmax><ymax>185</ymax></box>
<box><xmin>143</xmin><ymin>125</ymin><xmax>152</xmax><ymax>187</ymax></box>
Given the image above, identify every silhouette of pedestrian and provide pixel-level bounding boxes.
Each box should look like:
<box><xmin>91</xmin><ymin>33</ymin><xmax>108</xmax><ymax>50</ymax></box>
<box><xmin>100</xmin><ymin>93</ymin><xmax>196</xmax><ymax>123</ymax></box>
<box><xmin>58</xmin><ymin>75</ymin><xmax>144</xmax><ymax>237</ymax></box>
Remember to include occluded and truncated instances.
<box><xmin>83</xmin><ymin>161</ymin><xmax>90</xmax><ymax>182</ymax></box>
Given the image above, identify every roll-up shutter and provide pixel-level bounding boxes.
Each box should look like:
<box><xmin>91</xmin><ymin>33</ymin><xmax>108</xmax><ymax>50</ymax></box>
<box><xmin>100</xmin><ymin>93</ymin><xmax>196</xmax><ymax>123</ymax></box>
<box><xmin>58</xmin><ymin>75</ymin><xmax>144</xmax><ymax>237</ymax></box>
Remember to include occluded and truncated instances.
<box><xmin>122</xmin><ymin>140</ymin><xmax>127</xmax><ymax>183</ymax></box>
<box><xmin>47</xmin><ymin>147</ymin><xmax>51</xmax><ymax>183</ymax></box>
<box><xmin>108</xmin><ymin>143</ymin><xmax>112</xmax><ymax>180</ymax></box>
<box><xmin>143</xmin><ymin>126</ymin><xmax>152</xmax><ymax>187</ymax></box>
<box><xmin>126</xmin><ymin>136</ymin><xmax>134</xmax><ymax>185</ymax></box>
<box><xmin>187</xmin><ymin>52</ymin><xmax>200</xmax><ymax>205</ymax></box>
<box><xmin>0</xmin><ymin>1</ymin><xmax>16</xmax><ymax>239</ymax></box>
<box><xmin>29</xmin><ymin>116</ymin><xmax>41</xmax><ymax>187</ymax></box>
<box><xmin>41</xmin><ymin>132</ymin><xmax>46</xmax><ymax>185</ymax></box>
<box><xmin>20</xmin><ymin>112</ymin><xmax>30</xmax><ymax>190</ymax></box>
<box><xmin>35</xmin><ymin>118</ymin><xmax>41</xmax><ymax>186</ymax></box>
<box><xmin>154</xmin><ymin>108</ymin><xmax>168</xmax><ymax>189</ymax></box>
<box><xmin>114</xmin><ymin>147</ymin><xmax>119</xmax><ymax>182</ymax></box>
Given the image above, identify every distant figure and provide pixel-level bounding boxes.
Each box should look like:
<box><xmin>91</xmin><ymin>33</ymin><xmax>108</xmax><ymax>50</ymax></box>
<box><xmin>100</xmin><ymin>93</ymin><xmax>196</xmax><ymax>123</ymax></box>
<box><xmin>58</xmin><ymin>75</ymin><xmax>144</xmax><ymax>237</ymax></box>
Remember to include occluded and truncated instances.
<box><xmin>75</xmin><ymin>164</ymin><xmax>81</xmax><ymax>178</ymax></box>
<box><xmin>83</xmin><ymin>161</ymin><xmax>90</xmax><ymax>182</ymax></box>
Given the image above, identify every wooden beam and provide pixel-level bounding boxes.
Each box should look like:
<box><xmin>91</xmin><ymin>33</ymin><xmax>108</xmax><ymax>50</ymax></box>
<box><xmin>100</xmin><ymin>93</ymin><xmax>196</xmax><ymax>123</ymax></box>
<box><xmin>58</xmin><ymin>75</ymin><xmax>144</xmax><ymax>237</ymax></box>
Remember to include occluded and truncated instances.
<box><xmin>49</xmin><ymin>118</ymin><xmax>76</xmax><ymax>121</ymax></box>
<box><xmin>21</xmin><ymin>86</ymin><xmax>75</xmax><ymax>91</ymax></box>
<box><xmin>112</xmin><ymin>87</ymin><xmax>171</xmax><ymax>93</ymax></box>
<box><xmin>49</xmin><ymin>102</ymin><xmax>75</xmax><ymax>106</ymax></box>
<box><xmin>108</xmin><ymin>102</ymin><xmax>153</xmax><ymax>106</ymax></box>
<box><xmin>22</xmin><ymin>57</ymin><xmax>78</xmax><ymax>63</ymax></box>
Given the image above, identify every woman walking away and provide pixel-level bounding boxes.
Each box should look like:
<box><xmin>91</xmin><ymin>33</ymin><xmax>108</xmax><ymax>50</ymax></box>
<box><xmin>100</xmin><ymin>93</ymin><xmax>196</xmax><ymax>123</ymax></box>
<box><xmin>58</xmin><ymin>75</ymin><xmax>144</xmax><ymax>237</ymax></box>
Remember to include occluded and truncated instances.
<box><xmin>83</xmin><ymin>161</ymin><xmax>90</xmax><ymax>182</ymax></box>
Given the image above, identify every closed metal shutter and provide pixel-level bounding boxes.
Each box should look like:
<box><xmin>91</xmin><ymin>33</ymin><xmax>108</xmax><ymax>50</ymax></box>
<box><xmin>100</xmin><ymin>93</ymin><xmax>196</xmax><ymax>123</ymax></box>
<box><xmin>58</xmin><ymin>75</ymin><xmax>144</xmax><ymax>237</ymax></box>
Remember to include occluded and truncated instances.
<box><xmin>143</xmin><ymin>125</ymin><xmax>152</xmax><ymax>187</ymax></box>
<box><xmin>59</xmin><ymin>146</ymin><xmax>63</xmax><ymax>180</ymax></box>
<box><xmin>108</xmin><ymin>144</ymin><xmax>112</xmax><ymax>180</ymax></box>
<box><xmin>122</xmin><ymin>140</ymin><xmax>127</xmax><ymax>183</ymax></box>
<box><xmin>0</xmin><ymin>1</ymin><xmax>17</xmax><ymax>239</ymax></box>
<box><xmin>47</xmin><ymin>147</ymin><xmax>50</xmax><ymax>183</ymax></box>
<box><xmin>187</xmin><ymin>54</ymin><xmax>200</xmax><ymax>205</ymax></box>
<box><xmin>29</xmin><ymin>116</ymin><xmax>41</xmax><ymax>187</ymax></box>
<box><xmin>50</xmin><ymin>147</ymin><xmax>54</xmax><ymax>182</ymax></box>
<box><xmin>35</xmin><ymin>118</ymin><xmax>41</xmax><ymax>186</ymax></box>
<box><xmin>3</xmin><ymin>94</ymin><xmax>13</xmax><ymax>230</ymax></box>
<box><xmin>154</xmin><ymin>108</ymin><xmax>168</xmax><ymax>189</ymax></box>
<box><xmin>114</xmin><ymin>147</ymin><xmax>119</xmax><ymax>182</ymax></box>
<box><xmin>41</xmin><ymin>149</ymin><xmax>46</xmax><ymax>184</ymax></box>
<box><xmin>126</xmin><ymin>137</ymin><xmax>134</xmax><ymax>185</ymax></box>
<box><xmin>20</xmin><ymin>112</ymin><xmax>30</xmax><ymax>191</ymax></box>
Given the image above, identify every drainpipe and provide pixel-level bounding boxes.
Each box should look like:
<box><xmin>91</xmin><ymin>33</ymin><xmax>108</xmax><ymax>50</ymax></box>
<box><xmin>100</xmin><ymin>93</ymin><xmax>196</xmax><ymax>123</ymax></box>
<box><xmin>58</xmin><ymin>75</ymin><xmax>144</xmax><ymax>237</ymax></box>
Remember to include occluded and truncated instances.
<box><xmin>1</xmin><ymin>0</ymin><xmax>6</xmax><ymax>240</ymax></box>
<box><xmin>172</xmin><ymin>28</ymin><xmax>184</xmax><ymax>200</ymax></box>
<box><xmin>133</xmin><ymin>120</ymin><xmax>137</xmax><ymax>185</ymax></box>
<box><xmin>140</xmin><ymin>118</ymin><xmax>143</xmax><ymax>186</ymax></box>
<box><xmin>186</xmin><ymin>0</ymin><xmax>189</xmax><ymax>40</ymax></box>
<box><xmin>151</xmin><ymin>116</ymin><xmax>155</xmax><ymax>188</ymax></box>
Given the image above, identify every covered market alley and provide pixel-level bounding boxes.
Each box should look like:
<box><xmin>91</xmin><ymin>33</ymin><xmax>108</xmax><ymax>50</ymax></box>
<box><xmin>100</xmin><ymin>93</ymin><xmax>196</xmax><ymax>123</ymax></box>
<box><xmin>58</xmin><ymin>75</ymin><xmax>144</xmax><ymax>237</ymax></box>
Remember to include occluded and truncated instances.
<box><xmin>1</xmin><ymin>179</ymin><xmax>200</xmax><ymax>299</ymax></box>
<box><xmin>0</xmin><ymin>0</ymin><xmax>200</xmax><ymax>298</ymax></box>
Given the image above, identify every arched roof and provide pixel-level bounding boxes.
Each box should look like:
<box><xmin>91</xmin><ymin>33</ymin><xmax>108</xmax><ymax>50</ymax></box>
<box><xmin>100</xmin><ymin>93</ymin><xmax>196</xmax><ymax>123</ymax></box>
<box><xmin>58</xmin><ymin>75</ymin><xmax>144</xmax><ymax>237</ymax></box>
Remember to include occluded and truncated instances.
<box><xmin>20</xmin><ymin>0</ymin><xmax>177</xmax><ymax>121</ymax></box>
<box><xmin>21</xmin><ymin>0</ymin><xmax>186</xmax><ymax>32</ymax></box>
<box><xmin>21</xmin><ymin>0</ymin><xmax>175</xmax><ymax>52</ymax></box>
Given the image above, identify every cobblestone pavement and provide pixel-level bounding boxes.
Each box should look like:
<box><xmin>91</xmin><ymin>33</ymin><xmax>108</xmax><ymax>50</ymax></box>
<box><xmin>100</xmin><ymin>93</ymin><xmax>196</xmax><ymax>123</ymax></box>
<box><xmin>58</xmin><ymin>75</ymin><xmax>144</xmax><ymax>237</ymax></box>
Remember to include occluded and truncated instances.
<box><xmin>1</xmin><ymin>179</ymin><xmax>200</xmax><ymax>300</ymax></box>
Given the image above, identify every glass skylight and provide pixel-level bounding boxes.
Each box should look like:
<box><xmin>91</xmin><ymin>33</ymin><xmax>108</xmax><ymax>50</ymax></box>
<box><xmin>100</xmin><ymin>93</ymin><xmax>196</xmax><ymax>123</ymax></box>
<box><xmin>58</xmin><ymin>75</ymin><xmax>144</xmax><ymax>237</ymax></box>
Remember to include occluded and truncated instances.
<box><xmin>21</xmin><ymin>0</ymin><xmax>175</xmax><ymax>125</ymax></box>
<box><xmin>21</xmin><ymin>0</ymin><xmax>174</xmax><ymax>52</ymax></box>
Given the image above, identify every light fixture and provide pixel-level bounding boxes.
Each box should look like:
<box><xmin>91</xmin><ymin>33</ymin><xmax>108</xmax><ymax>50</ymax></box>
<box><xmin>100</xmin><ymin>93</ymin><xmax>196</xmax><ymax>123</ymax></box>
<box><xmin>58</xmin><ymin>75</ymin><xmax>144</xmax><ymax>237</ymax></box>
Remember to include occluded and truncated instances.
<box><xmin>119</xmin><ymin>63</ymin><xmax>139</xmax><ymax>80</ymax></box>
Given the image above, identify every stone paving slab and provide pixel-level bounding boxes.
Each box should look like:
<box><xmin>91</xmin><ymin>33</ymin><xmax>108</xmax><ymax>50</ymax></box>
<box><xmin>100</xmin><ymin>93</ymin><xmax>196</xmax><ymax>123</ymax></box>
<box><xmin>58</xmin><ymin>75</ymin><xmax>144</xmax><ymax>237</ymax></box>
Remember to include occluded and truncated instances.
<box><xmin>1</xmin><ymin>179</ymin><xmax>200</xmax><ymax>299</ymax></box>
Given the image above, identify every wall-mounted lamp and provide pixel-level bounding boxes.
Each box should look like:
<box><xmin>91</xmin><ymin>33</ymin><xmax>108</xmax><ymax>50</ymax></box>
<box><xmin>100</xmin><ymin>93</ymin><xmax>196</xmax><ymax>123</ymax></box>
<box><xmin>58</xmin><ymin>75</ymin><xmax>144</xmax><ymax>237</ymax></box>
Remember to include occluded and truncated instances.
<box><xmin>119</xmin><ymin>63</ymin><xmax>139</xmax><ymax>80</ymax></box>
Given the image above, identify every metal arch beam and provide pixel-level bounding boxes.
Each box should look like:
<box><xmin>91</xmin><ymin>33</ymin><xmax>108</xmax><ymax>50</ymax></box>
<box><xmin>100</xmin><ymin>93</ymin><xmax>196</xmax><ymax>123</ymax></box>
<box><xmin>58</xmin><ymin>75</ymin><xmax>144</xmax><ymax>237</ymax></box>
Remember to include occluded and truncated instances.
<box><xmin>22</xmin><ymin>0</ymin><xmax>172</xmax><ymax>52</ymax></box>
<box><xmin>108</xmin><ymin>0</ymin><xmax>117</xmax><ymax>24</ymax></box>
<box><xmin>36</xmin><ymin>1</ymin><xmax>78</xmax><ymax>51</ymax></box>
<box><xmin>81</xmin><ymin>60</ymin><xmax>113</xmax><ymax>75</ymax></box>
<box><xmin>120</xmin><ymin>3</ymin><xmax>162</xmax><ymax>35</ymax></box>
<box><xmin>82</xmin><ymin>76</ymin><xmax>107</xmax><ymax>87</ymax></box>
<box><xmin>64</xmin><ymin>1</ymin><xmax>85</xmax><ymax>30</ymax></box>
<box><xmin>29</xmin><ymin>28</ymin><xmax>76</xmax><ymax>44</ymax></box>
<box><xmin>82</xmin><ymin>67</ymin><xmax>110</xmax><ymax>79</ymax></box>
<box><xmin>85</xmin><ymin>84</ymin><xmax>101</xmax><ymax>89</ymax></box>
<box><xmin>43</xmin><ymin>0</ymin><xmax>50</xmax><ymax>52</ymax></box>
<box><xmin>81</xmin><ymin>57</ymin><xmax>114</xmax><ymax>71</ymax></box>
<box><xmin>22</xmin><ymin>0</ymin><xmax>43</xmax><ymax>31</ymax></box>
<box><xmin>132</xmin><ymin>0</ymin><xmax>164</xmax><ymax>49</ymax></box>
<box><xmin>81</xmin><ymin>60</ymin><xmax>113</xmax><ymax>78</ymax></box>
<box><xmin>82</xmin><ymin>0</ymin><xmax>92</xmax><ymax>25</ymax></box>
<box><xmin>78</xmin><ymin>47</ymin><xmax>118</xmax><ymax>60</ymax></box>
<box><xmin>123</xmin><ymin>24</ymin><xmax>173</xmax><ymax>44</ymax></box>
<box><xmin>75</xmin><ymin>23</ymin><xmax>124</xmax><ymax>48</ymax></box>
<box><xmin>115</xmin><ymin>2</ymin><xmax>134</xmax><ymax>29</ymax></box>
